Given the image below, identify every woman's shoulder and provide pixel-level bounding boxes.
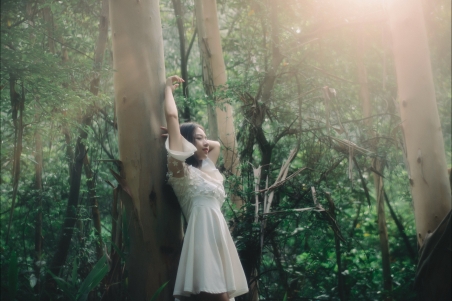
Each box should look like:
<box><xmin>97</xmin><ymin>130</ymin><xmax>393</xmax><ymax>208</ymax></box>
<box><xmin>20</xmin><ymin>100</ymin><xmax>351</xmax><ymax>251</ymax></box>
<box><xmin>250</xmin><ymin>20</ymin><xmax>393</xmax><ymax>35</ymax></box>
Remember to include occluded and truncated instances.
<box><xmin>200</xmin><ymin>158</ymin><xmax>224</xmax><ymax>184</ymax></box>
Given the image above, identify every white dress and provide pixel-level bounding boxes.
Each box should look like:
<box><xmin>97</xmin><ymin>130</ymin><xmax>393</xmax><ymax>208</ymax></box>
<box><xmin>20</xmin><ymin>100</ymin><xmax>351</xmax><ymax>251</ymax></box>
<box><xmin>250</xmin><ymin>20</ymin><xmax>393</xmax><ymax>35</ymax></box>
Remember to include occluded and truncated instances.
<box><xmin>165</xmin><ymin>137</ymin><xmax>249</xmax><ymax>300</ymax></box>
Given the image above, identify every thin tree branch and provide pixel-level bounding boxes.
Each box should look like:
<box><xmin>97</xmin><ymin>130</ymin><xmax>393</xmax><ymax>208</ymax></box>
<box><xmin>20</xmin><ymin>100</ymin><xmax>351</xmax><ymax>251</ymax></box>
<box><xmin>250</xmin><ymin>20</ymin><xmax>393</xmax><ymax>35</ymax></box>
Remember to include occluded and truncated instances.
<box><xmin>353</xmin><ymin>157</ymin><xmax>371</xmax><ymax>207</ymax></box>
<box><xmin>273</xmin><ymin>118</ymin><xmax>299</xmax><ymax>145</ymax></box>
<box><xmin>185</xmin><ymin>28</ymin><xmax>197</xmax><ymax>63</ymax></box>
<box><xmin>306</xmin><ymin>64</ymin><xmax>358</xmax><ymax>84</ymax></box>
<box><xmin>383</xmin><ymin>189</ymin><xmax>417</xmax><ymax>261</ymax></box>
<box><xmin>42</xmin><ymin>32</ymin><xmax>94</xmax><ymax>60</ymax></box>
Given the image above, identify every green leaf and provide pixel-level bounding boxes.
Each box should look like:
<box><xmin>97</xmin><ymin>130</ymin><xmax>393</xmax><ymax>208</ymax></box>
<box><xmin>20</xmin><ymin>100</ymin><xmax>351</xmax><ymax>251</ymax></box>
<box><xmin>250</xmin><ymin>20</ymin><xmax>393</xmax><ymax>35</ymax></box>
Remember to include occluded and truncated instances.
<box><xmin>283</xmin><ymin>291</ymin><xmax>287</xmax><ymax>301</ymax></box>
<box><xmin>110</xmin><ymin>241</ymin><xmax>126</xmax><ymax>261</ymax></box>
<box><xmin>29</xmin><ymin>274</ymin><xmax>37</xmax><ymax>288</ymax></box>
<box><xmin>149</xmin><ymin>281</ymin><xmax>169</xmax><ymax>301</ymax></box>
<box><xmin>76</xmin><ymin>255</ymin><xmax>109</xmax><ymax>301</ymax></box>
<box><xmin>48</xmin><ymin>269</ymin><xmax>76</xmax><ymax>301</ymax></box>
<box><xmin>8</xmin><ymin>251</ymin><xmax>18</xmax><ymax>300</ymax></box>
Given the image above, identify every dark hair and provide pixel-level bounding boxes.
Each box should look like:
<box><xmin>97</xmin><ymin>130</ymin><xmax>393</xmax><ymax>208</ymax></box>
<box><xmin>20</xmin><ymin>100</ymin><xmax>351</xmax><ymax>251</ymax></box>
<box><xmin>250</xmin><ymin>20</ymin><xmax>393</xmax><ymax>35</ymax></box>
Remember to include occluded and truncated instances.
<box><xmin>180</xmin><ymin>122</ymin><xmax>205</xmax><ymax>168</ymax></box>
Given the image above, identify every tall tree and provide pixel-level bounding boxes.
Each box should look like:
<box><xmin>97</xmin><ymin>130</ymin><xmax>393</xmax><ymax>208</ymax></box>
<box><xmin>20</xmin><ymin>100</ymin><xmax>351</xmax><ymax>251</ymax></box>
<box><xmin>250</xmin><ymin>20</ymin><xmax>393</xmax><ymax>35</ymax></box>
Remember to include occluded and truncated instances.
<box><xmin>33</xmin><ymin>115</ymin><xmax>43</xmax><ymax>293</ymax></box>
<box><xmin>110</xmin><ymin>0</ymin><xmax>183</xmax><ymax>299</ymax></box>
<box><xmin>171</xmin><ymin>0</ymin><xmax>192</xmax><ymax>121</ymax></box>
<box><xmin>372</xmin><ymin>159</ymin><xmax>392</xmax><ymax>300</ymax></box>
<box><xmin>388</xmin><ymin>0</ymin><xmax>451</xmax><ymax>299</ymax></box>
<box><xmin>6</xmin><ymin>77</ymin><xmax>24</xmax><ymax>245</ymax></box>
<box><xmin>194</xmin><ymin>0</ymin><xmax>242</xmax><ymax>200</ymax></box>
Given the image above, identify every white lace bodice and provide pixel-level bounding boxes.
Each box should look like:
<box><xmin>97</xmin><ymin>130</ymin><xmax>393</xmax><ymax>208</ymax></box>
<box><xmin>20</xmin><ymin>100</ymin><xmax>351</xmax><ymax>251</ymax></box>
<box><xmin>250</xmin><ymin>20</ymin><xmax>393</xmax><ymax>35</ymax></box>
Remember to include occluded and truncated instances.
<box><xmin>165</xmin><ymin>137</ymin><xmax>226</xmax><ymax>219</ymax></box>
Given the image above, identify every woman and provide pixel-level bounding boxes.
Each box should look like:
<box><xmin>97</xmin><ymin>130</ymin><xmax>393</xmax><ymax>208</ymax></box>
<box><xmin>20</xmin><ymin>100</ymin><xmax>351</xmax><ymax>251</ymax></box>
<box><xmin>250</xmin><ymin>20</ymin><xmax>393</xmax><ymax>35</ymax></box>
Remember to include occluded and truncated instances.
<box><xmin>163</xmin><ymin>75</ymin><xmax>248</xmax><ymax>301</ymax></box>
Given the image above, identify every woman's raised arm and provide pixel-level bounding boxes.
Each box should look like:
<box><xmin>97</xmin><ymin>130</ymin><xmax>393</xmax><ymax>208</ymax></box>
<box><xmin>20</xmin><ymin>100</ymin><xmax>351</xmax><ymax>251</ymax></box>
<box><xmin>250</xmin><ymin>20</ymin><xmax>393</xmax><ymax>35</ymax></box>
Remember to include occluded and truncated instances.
<box><xmin>207</xmin><ymin>140</ymin><xmax>221</xmax><ymax>165</ymax></box>
<box><xmin>165</xmin><ymin>75</ymin><xmax>185</xmax><ymax>152</ymax></box>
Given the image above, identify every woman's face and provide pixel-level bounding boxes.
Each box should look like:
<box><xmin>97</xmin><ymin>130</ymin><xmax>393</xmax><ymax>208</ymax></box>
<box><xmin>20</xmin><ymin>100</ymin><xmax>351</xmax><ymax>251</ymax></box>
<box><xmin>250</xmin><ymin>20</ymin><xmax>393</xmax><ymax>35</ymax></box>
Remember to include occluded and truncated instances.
<box><xmin>192</xmin><ymin>127</ymin><xmax>209</xmax><ymax>160</ymax></box>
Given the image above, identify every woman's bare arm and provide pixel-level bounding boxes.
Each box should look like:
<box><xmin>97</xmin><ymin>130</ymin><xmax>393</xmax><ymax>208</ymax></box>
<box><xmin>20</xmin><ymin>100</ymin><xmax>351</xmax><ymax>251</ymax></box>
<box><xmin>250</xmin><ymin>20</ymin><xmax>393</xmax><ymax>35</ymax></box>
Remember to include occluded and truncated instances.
<box><xmin>207</xmin><ymin>140</ymin><xmax>221</xmax><ymax>165</ymax></box>
<box><xmin>165</xmin><ymin>75</ymin><xmax>185</xmax><ymax>152</ymax></box>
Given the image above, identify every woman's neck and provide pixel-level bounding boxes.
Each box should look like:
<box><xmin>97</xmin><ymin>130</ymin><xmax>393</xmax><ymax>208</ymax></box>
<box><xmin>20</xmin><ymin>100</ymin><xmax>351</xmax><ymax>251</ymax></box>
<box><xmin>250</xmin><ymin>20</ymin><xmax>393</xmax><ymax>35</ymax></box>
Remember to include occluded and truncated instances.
<box><xmin>196</xmin><ymin>159</ymin><xmax>203</xmax><ymax>169</ymax></box>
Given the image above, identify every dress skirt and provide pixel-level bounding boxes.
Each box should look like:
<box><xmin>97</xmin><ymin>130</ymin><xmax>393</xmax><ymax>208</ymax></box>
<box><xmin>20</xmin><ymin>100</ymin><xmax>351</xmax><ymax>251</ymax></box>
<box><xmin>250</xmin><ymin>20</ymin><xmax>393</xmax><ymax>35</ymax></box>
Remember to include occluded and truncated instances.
<box><xmin>173</xmin><ymin>198</ymin><xmax>248</xmax><ymax>299</ymax></box>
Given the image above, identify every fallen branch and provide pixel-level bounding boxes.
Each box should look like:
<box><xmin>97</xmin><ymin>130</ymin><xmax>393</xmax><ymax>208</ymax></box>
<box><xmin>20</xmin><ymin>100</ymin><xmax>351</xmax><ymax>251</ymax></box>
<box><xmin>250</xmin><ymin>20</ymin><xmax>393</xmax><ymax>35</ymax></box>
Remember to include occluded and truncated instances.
<box><xmin>265</xmin><ymin>148</ymin><xmax>299</xmax><ymax>212</ymax></box>
<box><xmin>258</xmin><ymin>167</ymin><xmax>307</xmax><ymax>193</ymax></box>
<box><xmin>262</xmin><ymin>207</ymin><xmax>320</xmax><ymax>216</ymax></box>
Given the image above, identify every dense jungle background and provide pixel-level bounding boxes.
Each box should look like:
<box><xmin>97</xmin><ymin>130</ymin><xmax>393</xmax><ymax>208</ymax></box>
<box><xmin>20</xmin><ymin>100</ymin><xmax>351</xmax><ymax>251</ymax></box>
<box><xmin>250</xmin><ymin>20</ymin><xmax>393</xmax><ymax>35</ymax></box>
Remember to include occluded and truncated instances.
<box><xmin>1</xmin><ymin>0</ymin><xmax>451</xmax><ymax>300</ymax></box>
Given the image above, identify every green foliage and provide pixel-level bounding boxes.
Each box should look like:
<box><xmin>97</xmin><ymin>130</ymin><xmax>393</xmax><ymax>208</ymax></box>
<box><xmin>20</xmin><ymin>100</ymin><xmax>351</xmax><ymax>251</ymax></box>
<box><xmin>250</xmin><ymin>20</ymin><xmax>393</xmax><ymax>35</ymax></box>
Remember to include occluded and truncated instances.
<box><xmin>48</xmin><ymin>255</ymin><xmax>109</xmax><ymax>301</ymax></box>
<box><xmin>149</xmin><ymin>281</ymin><xmax>169</xmax><ymax>301</ymax></box>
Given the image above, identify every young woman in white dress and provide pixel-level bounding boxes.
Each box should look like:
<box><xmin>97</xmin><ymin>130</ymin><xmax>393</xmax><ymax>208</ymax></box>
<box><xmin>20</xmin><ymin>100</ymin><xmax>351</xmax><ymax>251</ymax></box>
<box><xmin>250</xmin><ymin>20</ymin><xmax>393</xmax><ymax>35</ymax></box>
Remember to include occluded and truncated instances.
<box><xmin>163</xmin><ymin>75</ymin><xmax>248</xmax><ymax>301</ymax></box>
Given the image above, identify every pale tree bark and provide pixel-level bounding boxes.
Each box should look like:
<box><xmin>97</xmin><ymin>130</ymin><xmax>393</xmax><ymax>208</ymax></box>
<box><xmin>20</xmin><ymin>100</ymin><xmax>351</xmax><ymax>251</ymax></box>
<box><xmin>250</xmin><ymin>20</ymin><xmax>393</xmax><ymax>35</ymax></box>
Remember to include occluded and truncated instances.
<box><xmin>388</xmin><ymin>0</ymin><xmax>451</xmax><ymax>247</ymax></box>
<box><xmin>195</xmin><ymin>0</ymin><xmax>219</xmax><ymax>138</ymax></box>
<box><xmin>195</xmin><ymin>0</ymin><xmax>243</xmax><ymax>208</ymax></box>
<box><xmin>110</xmin><ymin>0</ymin><xmax>183</xmax><ymax>300</ymax></box>
<box><xmin>388</xmin><ymin>0</ymin><xmax>451</xmax><ymax>299</ymax></box>
<box><xmin>171</xmin><ymin>0</ymin><xmax>191</xmax><ymax>121</ymax></box>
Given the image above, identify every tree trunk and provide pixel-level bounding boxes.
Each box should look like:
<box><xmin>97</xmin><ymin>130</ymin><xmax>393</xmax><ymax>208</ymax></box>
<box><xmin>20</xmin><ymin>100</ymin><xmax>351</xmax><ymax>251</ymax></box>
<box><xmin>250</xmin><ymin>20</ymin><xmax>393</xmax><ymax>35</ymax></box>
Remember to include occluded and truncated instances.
<box><xmin>256</xmin><ymin>5</ymin><xmax>283</xmax><ymax>106</ymax></box>
<box><xmin>6</xmin><ymin>77</ymin><xmax>23</xmax><ymax>245</ymax></box>
<box><xmin>42</xmin><ymin>137</ymin><xmax>87</xmax><ymax>301</ymax></box>
<box><xmin>251</xmin><ymin>0</ymin><xmax>283</xmax><ymax>183</ymax></box>
<box><xmin>42</xmin><ymin>6</ymin><xmax>55</xmax><ymax>54</ymax></box>
<box><xmin>83</xmin><ymin>155</ymin><xmax>103</xmax><ymax>260</ymax></box>
<box><xmin>388</xmin><ymin>0</ymin><xmax>451</xmax><ymax>298</ymax></box>
<box><xmin>372</xmin><ymin>159</ymin><xmax>392</xmax><ymax>300</ymax></box>
<box><xmin>325</xmin><ymin>193</ymin><xmax>345</xmax><ymax>301</ymax></box>
<box><xmin>388</xmin><ymin>0</ymin><xmax>451</xmax><ymax>247</ymax></box>
<box><xmin>195</xmin><ymin>0</ymin><xmax>243</xmax><ymax>207</ymax></box>
<box><xmin>51</xmin><ymin>142</ymin><xmax>85</xmax><ymax>266</ymax></box>
<box><xmin>356</xmin><ymin>31</ymin><xmax>371</xmax><ymax>126</ymax></box>
<box><xmin>110</xmin><ymin>0</ymin><xmax>183</xmax><ymax>300</ymax></box>
<box><xmin>172</xmin><ymin>0</ymin><xmax>191</xmax><ymax>122</ymax></box>
<box><xmin>34</xmin><ymin>126</ymin><xmax>43</xmax><ymax>293</ymax></box>
<box><xmin>90</xmin><ymin>0</ymin><xmax>109</xmax><ymax>96</ymax></box>
<box><xmin>195</xmin><ymin>0</ymin><xmax>219</xmax><ymax>137</ymax></box>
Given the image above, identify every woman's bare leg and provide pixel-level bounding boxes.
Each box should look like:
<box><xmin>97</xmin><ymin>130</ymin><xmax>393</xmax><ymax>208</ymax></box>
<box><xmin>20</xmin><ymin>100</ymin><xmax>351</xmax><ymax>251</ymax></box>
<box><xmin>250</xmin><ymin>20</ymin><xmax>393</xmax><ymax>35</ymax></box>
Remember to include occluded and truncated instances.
<box><xmin>194</xmin><ymin>292</ymin><xmax>229</xmax><ymax>301</ymax></box>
